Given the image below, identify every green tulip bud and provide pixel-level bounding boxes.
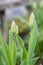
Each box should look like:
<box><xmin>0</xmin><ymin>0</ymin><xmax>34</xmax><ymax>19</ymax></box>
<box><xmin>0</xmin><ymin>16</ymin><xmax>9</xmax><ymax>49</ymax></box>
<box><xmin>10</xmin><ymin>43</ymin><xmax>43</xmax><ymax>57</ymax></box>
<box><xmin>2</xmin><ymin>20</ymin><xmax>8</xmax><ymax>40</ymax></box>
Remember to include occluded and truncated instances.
<box><xmin>29</xmin><ymin>13</ymin><xmax>35</xmax><ymax>28</ymax></box>
<box><xmin>11</xmin><ymin>20</ymin><xmax>18</xmax><ymax>34</ymax></box>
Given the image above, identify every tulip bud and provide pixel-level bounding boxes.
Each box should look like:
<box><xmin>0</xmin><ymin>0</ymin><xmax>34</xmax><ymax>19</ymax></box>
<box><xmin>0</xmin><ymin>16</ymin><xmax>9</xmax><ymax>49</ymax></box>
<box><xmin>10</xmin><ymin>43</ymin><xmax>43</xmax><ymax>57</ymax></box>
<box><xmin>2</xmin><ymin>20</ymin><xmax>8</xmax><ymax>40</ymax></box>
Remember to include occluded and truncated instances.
<box><xmin>29</xmin><ymin>13</ymin><xmax>35</xmax><ymax>28</ymax></box>
<box><xmin>11</xmin><ymin>20</ymin><xmax>18</xmax><ymax>34</ymax></box>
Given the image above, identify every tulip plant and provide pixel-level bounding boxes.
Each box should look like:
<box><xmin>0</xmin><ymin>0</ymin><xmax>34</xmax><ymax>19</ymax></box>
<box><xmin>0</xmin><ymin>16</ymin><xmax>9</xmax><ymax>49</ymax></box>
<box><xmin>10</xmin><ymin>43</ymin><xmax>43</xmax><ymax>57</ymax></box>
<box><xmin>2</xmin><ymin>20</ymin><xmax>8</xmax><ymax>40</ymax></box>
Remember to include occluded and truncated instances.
<box><xmin>0</xmin><ymin>13</ymin><xmax>38</xmax><ymax>65</ymax></box>
<box><xmin>31</xmin><ymin>0</ymin><xmax>43</xmax><ymax>57</ymax></box>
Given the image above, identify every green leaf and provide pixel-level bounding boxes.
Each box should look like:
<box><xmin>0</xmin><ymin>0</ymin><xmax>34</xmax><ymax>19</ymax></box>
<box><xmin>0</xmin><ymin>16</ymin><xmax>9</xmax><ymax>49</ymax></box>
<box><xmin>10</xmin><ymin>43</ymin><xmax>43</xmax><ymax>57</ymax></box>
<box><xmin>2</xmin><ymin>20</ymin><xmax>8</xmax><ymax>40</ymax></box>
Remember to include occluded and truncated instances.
<box><xmin>9</xmin><ymin>30</ymin><xmax>17</xmax><ymax>65</ymax></box>
<box><xmin>16</xmin><ymin>35</ymin><xmax>23</xmax><ymax>59</ymax></box>
<box><xmin>22</xmin><ymin>47</ymin><xmax>27</xmax><ymax>60</ymax></box>
<box><xmin>15</xmin><ymin>34</ymin><xmax>24</xmax><ymax>49</ymax></box>
<box><xmin>0</xmin><ymin>56</ymin><xmax>6</xmax><ymax>65</ymax></box>
<box><xmin>20</xmin><ymin>60</ymin><xmax>27</xmax><ymax>65</ymax></box>
<box><xmin>31</xmin><ymin>57</ymin><xmax>39</xmax><ymax>65</ymax></box>
<box><xmin>0</xmin><ymin>32</ymin><xmax>10</xmax><ymax>65</ymax></box>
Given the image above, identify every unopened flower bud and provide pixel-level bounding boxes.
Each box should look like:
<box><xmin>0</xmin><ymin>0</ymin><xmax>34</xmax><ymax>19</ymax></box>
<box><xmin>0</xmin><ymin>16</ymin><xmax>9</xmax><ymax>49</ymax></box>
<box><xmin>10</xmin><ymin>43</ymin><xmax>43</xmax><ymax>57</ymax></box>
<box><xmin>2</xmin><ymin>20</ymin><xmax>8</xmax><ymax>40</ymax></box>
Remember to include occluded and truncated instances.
<box><xmin>29</xmin><ymin>13</ymin><xmax>35</xmax><ymax>28</ymax></box>
<box><xmin>11</xmin><ymin>20</ymin><xmax>18</xmax><ymax>34</ymax></box>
